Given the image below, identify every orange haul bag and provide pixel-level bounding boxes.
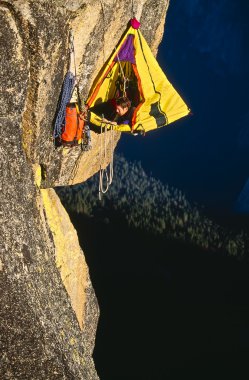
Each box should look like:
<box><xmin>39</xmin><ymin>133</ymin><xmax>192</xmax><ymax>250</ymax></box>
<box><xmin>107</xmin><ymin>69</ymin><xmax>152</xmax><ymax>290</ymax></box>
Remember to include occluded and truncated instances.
<box><xmin>60</xmin><ymin>103</ymin><xmax>84</xmax><ymax>146</ymax></box>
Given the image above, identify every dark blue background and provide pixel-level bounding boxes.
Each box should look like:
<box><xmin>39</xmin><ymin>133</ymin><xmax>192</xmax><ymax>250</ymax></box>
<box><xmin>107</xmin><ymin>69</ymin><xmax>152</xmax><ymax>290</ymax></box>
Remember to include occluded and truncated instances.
<box><xmin>66</xmin><ymin>4</ymin><xmax>249</xmax><ymax>377</ymax></box>
<box><xmin>117</xmin><ymin>0</ymin><xmax>249</xmax><ymax>214</ymax></box>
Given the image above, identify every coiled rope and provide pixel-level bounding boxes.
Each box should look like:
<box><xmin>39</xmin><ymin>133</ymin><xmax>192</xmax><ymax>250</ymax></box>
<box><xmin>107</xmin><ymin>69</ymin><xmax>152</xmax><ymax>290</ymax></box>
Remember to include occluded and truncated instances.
<box><xmin>53</xmin><ymin>71</ymin><xmax>75</xmax><ymax>139</ymax></box>
<box><xmin>97</xmin><ymin>1</ymin><xmax>115</xmax><ymax>200</ymax></box>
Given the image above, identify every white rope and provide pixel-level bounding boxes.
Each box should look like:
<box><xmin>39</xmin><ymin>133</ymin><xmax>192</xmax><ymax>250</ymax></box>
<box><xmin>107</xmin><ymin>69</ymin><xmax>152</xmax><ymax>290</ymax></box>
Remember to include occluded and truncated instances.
<box><xmin>100</xmin><ymin>0</ymin><xmax>106</xmax><ymax>63</ymax></box>
<box><xmin>99</xmin><ymin>123</ymin><xmax>109</xmax><ymax>199</ymax></box>
<box><xmin>131</xmin><ymin>0</ymin><xmax>135</xmax><ymax>18</ymax></box>
<box><xmin>108</xmin><ymin>125</ymin><xmax>114</xmax><ymax>186</ymax></box>
<box><xmin>98</xmin><ymin>121</ymin><xmax>115</xmax><ymax>200</ymax></box>
<box><xmin>69</xmin><ymin>30</ymin><xmax>77</xmax><ymax>78</ymax></box>
<box><xmin>115</xmin><ymin>47</ymin><xmax>125</xmax><ymax>82</ymax></box>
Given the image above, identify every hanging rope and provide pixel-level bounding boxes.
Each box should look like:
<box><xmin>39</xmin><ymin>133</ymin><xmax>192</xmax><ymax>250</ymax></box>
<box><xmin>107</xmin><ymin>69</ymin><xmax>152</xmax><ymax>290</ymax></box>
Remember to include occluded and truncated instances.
<box><xmin>69</xmin><ymin>29</ymin><xmax>84</xmax><ymax>111</ymax></box>
<box><xmin>100</xmin><ymin>0</ymin><xmax>106</xmax><ymax>64</ymax></box>
<box><xmin>69</xmin><ymin>29</ymin><xmax>77</xmax><ymax>78</ymax></box>
<box><xmin>109</xmin><ymin>126</ymin><xmax>114</xmax><ymax>185</ymax></box>
<box><xmin>131</xmin><ymin>0</ymin><xmax>135</xmax><ymax>18</ymax></box>
<box><xmin>98</xmin><ymin>118</ymin><xmax>114</xmax><ymax>200</ymax></box>
<box><xmin>114</xmin><ymin>47</ymin><xmax>129</xmax><ymax>97</ymax></box>
<box><xmin>97</xmin><ymin>0</ymin><xmax>114</xmax><ymax>199</ymax></box>
<box><xmin>99</xmin><ymin>121</ymin><xmax>108</xmax><ymax>199</ymax></box>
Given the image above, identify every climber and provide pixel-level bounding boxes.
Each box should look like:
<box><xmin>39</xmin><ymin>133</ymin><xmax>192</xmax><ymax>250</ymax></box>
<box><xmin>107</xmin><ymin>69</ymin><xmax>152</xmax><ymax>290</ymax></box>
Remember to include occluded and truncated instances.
<box><xmin>83</xmin><ymin>96</ymin><xmax>135</xmax><ymax>129</ymax></box>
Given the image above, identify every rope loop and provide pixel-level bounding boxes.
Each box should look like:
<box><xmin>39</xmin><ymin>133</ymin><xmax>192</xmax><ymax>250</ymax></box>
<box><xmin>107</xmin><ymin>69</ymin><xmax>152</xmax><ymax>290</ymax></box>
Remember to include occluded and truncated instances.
<box><xmin>98</xmin><ymin>118</ymin><xmax>115</xmax><ymax>200</ymax></box>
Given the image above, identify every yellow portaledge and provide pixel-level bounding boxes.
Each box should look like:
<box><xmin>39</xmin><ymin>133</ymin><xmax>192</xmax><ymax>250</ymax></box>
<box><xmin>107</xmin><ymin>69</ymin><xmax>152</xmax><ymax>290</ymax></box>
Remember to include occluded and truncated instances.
<box><xmin>86</xmin><ymin>23</ymin><xmax>190</xmax><ymax>134</ymax></box>
<box><xmin>89</xmin><ymin>112</ymin><xmax>131</xmax><ymax>132</ymax></box>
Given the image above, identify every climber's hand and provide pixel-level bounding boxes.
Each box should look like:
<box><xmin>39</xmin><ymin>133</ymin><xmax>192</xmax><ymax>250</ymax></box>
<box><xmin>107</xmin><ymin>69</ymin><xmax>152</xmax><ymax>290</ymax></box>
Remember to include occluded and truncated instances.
<box><xmin>102</xmin><ymin>118</ymin><xmax>117</xmax><ymax>125</ymax></box>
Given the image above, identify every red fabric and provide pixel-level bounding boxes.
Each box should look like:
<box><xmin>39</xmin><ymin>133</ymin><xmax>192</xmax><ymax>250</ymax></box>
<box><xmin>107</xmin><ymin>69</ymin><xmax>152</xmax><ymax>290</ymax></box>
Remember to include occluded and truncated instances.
<box><xmin>130</xmin><ymin>18</ymin><xmax>140</xmax><ymax>30</ymax></box>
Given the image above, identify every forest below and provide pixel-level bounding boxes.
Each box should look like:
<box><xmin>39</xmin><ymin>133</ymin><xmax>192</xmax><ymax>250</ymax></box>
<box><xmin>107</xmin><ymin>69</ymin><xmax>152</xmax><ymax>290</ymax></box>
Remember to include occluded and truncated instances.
<box><xmin>57</xmin><ymin>154</ymin><xmax>249</xmax><ymax>259</ymax></box>
<box><xmin>57</xmin><ymin>154</ymin><xmax>249</xmax><ymax>379</ymax></box>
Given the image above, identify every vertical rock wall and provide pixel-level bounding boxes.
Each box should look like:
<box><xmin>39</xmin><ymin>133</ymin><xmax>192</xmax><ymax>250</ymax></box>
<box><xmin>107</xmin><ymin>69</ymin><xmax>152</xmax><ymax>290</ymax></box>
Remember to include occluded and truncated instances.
<box><xmin>0</xmin><ymin>0</ymin><xmax>169</xmax><ymax>378</ymax></box>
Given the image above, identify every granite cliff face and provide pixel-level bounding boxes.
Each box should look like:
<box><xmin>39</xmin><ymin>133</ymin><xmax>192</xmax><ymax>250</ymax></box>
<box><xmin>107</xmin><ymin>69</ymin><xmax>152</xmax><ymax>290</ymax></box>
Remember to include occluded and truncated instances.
<box><xmin>0</xmin><ymin>0</ymin><xmax>169</xmax><ymax>378</ymax></box>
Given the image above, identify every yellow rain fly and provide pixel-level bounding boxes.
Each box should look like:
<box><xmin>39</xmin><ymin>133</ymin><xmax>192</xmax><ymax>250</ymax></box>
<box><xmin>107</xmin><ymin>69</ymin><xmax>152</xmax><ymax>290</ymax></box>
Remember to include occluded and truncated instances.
<box><xmin>86</xmin><ymin>18</ymin><xmax>190</xmax><ymax>134</ymax></box>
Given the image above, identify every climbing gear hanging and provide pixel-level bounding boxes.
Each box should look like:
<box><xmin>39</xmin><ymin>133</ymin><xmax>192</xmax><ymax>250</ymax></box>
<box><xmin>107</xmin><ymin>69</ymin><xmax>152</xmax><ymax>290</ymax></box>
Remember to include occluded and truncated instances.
<box><xmin>53</xmin><ymin>29</ymin><xmax>91</xmax><ymax>149</ymax></box>
<box><xmin>53</xmin><ymin>73</ymin><xmax>75</xmax><ymax>142</ymax></box>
